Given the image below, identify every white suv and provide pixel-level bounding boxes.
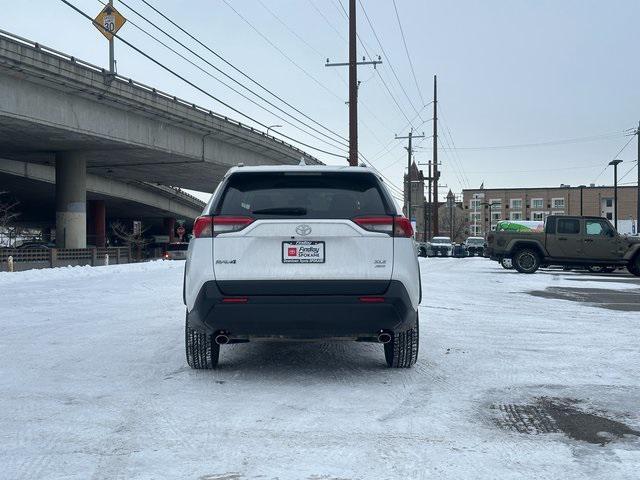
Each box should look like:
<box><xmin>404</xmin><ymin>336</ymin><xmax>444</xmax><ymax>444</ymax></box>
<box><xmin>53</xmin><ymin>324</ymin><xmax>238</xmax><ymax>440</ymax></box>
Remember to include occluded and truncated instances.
<box><xmin>183</xmin><ymin>165</ymin><xmax>421</xmax><ymax>368</ymax></box>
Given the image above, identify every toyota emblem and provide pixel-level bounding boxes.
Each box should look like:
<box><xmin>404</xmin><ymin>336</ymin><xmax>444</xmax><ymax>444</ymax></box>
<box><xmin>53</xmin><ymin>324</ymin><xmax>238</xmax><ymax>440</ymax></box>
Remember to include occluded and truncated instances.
<box><xmin>295</xmin><ymin>224</ymin><xmax>312</xmax><ymax>236</ymax></box>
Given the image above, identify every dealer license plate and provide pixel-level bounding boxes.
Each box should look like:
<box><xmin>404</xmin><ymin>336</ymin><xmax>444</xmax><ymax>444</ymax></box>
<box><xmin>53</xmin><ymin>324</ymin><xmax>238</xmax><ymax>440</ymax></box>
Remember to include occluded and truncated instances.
<box><xmin>282</xmin><ymin>241</ymin><xmax>325</xmax><ymax>263</ymax></box>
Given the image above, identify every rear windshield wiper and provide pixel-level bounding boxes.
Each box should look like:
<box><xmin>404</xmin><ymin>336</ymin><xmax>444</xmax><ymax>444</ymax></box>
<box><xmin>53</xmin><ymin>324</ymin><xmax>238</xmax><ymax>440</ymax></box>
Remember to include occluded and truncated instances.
<box><xmin>251</xmin><ymin>207</ymin><xmax>307</xmax><ymax>215</ymax></box>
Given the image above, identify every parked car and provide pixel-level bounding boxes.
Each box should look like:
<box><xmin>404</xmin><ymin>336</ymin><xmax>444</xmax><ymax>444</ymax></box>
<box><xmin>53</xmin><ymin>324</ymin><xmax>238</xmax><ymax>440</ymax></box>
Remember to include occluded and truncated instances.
<box><xmin>416</xmin><ymin>241</ymin><xmax>430</xmax><ymax>257</ymax></box>
<box><xmin>485</xmin><ymin>215</ymin><xmax>640</xmax><ymax>275</ymax></box>
<box><xmin>164</xmin><ymin>242</ymin><xmax>189</xmax><ymax>260</ymax></box>
<box><xmin>464</xmin><ymin>236</ymin><xmax>485</xmax><ymax>256</ymax></box>
<box><xmin>183</xmin><ymin>165</ymin><xmax>421</xmax><ymax>368</ymax></box>
<box><xmin>452</xmin><ymin>243</ymin><xmax>468</xmax><ymax>258</ymax></box>
<box><xmin>429</xmin><ymin>236</ymin><xmax>453</xmax><ymax>257</ymax></box>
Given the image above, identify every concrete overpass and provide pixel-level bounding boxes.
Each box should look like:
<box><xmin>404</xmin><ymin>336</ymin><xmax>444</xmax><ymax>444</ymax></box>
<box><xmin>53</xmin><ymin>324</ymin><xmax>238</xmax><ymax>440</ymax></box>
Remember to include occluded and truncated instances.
<box><xmin>0</xmin><ymin>29</ymin><xmax>320</xmax><ymax>248</ymax></box>
<box><xmin>0</xmin><ymin>157</ymin><xmax>205</xmax><ymax>247</ymax></box>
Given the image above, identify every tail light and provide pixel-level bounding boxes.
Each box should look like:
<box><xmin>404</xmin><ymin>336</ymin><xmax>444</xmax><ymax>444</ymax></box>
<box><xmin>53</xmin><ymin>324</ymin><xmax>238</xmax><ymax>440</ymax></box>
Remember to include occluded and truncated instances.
<box><xmin>393</xmin><ymin>216</ymin><xmax>414</xmax><ymax>238</ymax></box>
<box><xmin>212</xmin><ymin>216</ymin><xmax>254</xmax><ymax>236</ymax></box>
<box><xmin>353</xmin><ymin>216</ymin><xmax>394</xmax><ymax>234</ymax></box>
<box><xmin>193</xmin><ymin>216</ymin><xmax>213</xmax><ymax>238</ymax></box>
<box><xmin>192</xmin><ymin>216</ymin><xmax>254</xmax><ymax>238</ymax></box>
<box><xmin>352</xmin><ymin>216</ymin><xmax>414</xmax><ymax>238</ymax></box>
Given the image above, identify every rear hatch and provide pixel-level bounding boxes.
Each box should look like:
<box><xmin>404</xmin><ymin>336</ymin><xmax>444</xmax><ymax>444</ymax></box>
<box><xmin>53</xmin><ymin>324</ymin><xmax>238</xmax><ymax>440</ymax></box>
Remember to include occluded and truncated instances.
<box><xmin>208</xmin><ymin>170</ymin><xmax>398</xmax><ymax>295</ymax></box>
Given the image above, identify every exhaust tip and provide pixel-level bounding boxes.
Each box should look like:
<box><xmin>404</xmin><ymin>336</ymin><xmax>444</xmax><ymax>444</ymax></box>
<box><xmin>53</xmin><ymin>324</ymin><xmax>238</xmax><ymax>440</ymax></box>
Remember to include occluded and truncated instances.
<box><xmin>377</xmin><ymin>332</ymin><xmax>392</xmax><ymax>344</ymax></box>
<box><xmin>214</xmin><ymin>334</ymin><xmax>229</xmax><ymax>345</ymax></box>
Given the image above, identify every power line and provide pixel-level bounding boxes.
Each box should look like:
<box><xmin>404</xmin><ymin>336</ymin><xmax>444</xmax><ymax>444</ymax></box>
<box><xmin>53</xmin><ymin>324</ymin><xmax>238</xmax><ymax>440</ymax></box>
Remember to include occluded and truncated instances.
<box><xmin>333</xmin><ymin>0</ymin><xmax>417</xmax><ymax>127</ymax></box>
<box><xmin>391</xmin><ymin>0</ymin><xmax>425</xmax><ymax>106</ymax></box>
<box><xmin>369</xmin><ymin>104</ymin><xmax>433</xmax><ymax>162</ymax></box>
<box><xmin>465</xmin><ymin>163</ymin><xmax>611</xmax><ymax>174</ymax></box>
<box><xmin>219</xmin><ymin>0</ymin><xmax>344</xmax><ymax>103</ymax></box>
<box><xmin>438</xmin><ymin>136</ymin><xmax>466</xmax><ymax>191</ymax></box>
<box><xmin>356</xmin><ymin>0</ymin><xmax>424</xmax><ymax>122</ymax></box>
<box><xmin>258</xmin><ymin>0</ymin><xmax>392</xmax><ymax>147</ymax></box>
<box><xmin>107</xmin><ymin>0</ymin><xmax>348</xmax><ymax>152</ymax></box>
<box><xmin>420</xmin><ymin>130</ymin><xmax>629</xmax><ymax>152</ymax></box>
<box><xmin>618</xmin><ymin>160</ymin><xmax>639</xmax><ymax>183</ymax></box>
<box><xmin>59</xmin><ymin>0</ymin><xmax>347</xmax><ymax>159</ymax></box>
<box><xmin>256</xmin><ymin>0</ymin><xmax>325</xmax><ymax>59</ymax></box>
<box><xmin>592</xmin><ymin>133</ymin><xmax>636</xmax><ymax>183</ymax></box>
<box><xmin>137</xmin><ymin>0</ymin><xmax>348</xmax><ymax>145</ymax></box>
<box><xmin>307</xmin><ymin>0</ymin><xmax>346</xmax><ymax>42</ymax></box>
<box><xmin>438</xmin><ymin>106</ymin><xmax>471</xmax><ymax>188</ymax></box>
<box><xmin>306</xmin><ymin>0</ymin><xmax>399</xmax><ymax>136</ymax></box>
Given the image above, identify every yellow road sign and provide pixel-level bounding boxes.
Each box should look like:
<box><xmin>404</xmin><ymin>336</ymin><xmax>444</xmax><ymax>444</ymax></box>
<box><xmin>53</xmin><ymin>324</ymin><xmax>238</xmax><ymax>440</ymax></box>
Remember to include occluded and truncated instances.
<box><xmin>94</xmin><ymin>4</ymin><xmax>126</xmax><ymax>41</ymax></box>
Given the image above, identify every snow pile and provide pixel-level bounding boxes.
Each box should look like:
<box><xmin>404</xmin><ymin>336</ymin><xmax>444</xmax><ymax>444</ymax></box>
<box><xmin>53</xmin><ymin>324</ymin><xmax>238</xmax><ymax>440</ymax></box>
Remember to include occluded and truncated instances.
<box><xmin>0</xmin><ymin>258</ymin><xmax>638</xmax><ymax>479</ymax></box>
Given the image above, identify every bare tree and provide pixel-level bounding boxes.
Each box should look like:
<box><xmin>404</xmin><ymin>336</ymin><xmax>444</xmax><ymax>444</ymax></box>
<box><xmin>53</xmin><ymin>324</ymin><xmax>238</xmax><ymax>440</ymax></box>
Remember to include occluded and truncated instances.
<box><xmin>0</xmin><ymin>192</ymin><xmax>20</xmax><ymax>247</ymax></box>
<box><xmin>110</xmin><ymin>221</ymin><xmax>151</xmax><ymax>261</ymax></box>
<box><xmin>438</xmin><ymin>204</ymin><xmax>469</xmax><ymax>242</ymax></box>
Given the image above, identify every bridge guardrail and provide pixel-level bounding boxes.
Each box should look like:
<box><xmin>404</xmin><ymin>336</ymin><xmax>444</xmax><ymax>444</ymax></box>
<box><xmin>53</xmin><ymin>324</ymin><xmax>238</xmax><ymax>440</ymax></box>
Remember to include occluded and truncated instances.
<box><xmin>0</xmin><ymin>247</ymin><xmax>131</xmax><ymax>271</ymax></box>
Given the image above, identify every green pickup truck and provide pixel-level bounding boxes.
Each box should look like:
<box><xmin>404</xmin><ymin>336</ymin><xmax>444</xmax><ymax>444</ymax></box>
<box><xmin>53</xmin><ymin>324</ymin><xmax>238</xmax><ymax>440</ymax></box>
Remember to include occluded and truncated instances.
<box><xmin>485</xmin><ymin>216</ymin><xmax>640</xmax><ymax>275</ymax></box>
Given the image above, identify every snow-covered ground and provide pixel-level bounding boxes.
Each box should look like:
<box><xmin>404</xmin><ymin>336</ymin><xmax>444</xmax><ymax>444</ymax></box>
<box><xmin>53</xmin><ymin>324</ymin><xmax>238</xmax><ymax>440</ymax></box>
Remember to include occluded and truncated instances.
<box><xmin>0</xmin><ymin>258</ymin><xmax>638</xmax><ymax>479</ymax></box>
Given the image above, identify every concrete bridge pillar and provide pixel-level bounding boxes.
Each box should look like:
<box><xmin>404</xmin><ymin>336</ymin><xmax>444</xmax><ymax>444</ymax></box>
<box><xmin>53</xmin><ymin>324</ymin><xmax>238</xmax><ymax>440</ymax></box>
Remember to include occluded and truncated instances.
<box><xmin>55</xmin><ymin>152</ymin><xmax>86</xmax><ymax>248</ymax></box>
<box><xmin>88</xmin><ymin>200</ymin><xmax>106</xmax><ymax>248</ymax></box>
<box><xmin>164</xmin><ymin>217</ymin><xmax>176</xmax><ymax>243</ymax></box>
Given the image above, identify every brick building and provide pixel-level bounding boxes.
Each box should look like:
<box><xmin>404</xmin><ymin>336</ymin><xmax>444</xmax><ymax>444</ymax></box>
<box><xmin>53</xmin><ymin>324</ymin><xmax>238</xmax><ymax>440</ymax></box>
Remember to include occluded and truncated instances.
<box><xmin>403</xmin><ymin>161</ymin><xmax>427</xmax><ymax>241</ymax></box>
<box><xmin>462</xmin><ymin>185</ymin><xmax>638</xmax><ymax>236</ymax></box>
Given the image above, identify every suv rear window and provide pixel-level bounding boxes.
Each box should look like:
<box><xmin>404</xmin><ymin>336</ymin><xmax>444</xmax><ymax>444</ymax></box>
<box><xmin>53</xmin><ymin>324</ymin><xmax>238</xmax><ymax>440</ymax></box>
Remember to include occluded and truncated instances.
<box><xmin>214</xmin><ymin>172</ymin><xmax>392</xmax><ymax>219</ymax></box>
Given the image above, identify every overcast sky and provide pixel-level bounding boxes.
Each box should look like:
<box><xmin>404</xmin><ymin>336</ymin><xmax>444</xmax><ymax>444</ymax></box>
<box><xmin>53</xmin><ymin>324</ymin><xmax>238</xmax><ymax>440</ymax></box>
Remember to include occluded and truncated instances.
<box><xmin>3</xmin><ymin>0</ymin><xmax>639</xmax><ymax>201</ymax></box>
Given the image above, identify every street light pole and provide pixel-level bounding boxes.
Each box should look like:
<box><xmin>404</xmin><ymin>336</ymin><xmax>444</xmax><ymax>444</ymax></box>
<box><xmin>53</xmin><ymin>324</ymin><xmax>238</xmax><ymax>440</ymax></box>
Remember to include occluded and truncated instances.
<box><xmin>578</xmin><ymin>185</ymin><xmax>586</xmax><ymax>216</ymax></box>
<box><xmin>609</xmin><ymin>159</ymin><xmax>623</xmax><ymax>231</ymax></box>
<box><xmin>479</xmin><ymin>202</ymin><xmax>500</xmax><ymax>237</ymax></box>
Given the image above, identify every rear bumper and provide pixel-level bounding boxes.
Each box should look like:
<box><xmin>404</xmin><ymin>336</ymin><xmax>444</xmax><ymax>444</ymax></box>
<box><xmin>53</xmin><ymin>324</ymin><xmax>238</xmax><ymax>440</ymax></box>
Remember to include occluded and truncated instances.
<box><xmin>187</xmin><ymin>280</ymin><xmax>418</xmax><ymax>340</ymax></box>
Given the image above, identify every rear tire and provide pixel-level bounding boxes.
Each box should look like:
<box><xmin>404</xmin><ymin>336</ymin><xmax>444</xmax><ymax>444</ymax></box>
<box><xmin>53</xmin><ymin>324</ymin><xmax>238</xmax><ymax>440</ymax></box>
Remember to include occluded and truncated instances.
<box><xmin>513</xmin><ymin>248</ymin><xmax>541</xmax><ymax>274</ymax></box>
<box><xmin>384</xmin><ymin>316</ymin><xmax>419</xmax><ymax>368</ymax></box>
<box><xmin>185</xmin><ymin>318</ymin><xmax>219</xmax><ymax>369</ymax></box>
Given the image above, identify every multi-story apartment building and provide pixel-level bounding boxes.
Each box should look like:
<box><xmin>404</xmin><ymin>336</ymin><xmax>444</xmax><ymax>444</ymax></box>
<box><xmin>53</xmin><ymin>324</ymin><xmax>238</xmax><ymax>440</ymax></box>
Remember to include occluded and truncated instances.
<box><xmin>462</xmin><ymin>185</ymin><xmax>638</xmax><ymax>236</ymax></box>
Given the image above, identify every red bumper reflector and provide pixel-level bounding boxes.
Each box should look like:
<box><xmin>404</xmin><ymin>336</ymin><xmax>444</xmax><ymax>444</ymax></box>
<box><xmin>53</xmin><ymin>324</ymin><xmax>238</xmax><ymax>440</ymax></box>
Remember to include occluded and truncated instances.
<box><xmin>359</xmin><ymin>297</ymin><xmax>385</xmax><ymax>303</ymax></box>
<box><xmin>222</xmin><ymin>297</ymin><xmax>248</xmax><ymax>303</ymax></box>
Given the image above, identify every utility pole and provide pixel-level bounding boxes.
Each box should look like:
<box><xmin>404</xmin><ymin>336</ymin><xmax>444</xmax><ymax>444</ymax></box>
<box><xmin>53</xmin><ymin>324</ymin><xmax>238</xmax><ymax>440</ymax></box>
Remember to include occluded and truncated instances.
<box><xmin>432</xmin><ymin>75</ymin><xmax>440</xmax><ymax>235</ymax></box>
<box><xmin>423</xmin><ymin>198</ymin><xmax>428</xmax><ymax>242</ymax></box>
<box><xmin>396</xmin><ymin>129</ymin><xmax>425</xmax><ymax>223</ymax></box>
<box><xmin>418</xmin><ymin>160</ymin><xmax>441</xmax><ymax>240</ymax></box>
<box><xmin>427</xmin><ymin>161</ymin><xmax>432</xmax><ymax>239</ymax></box>
<box><xmin>325</xmin><ymin>0</ymin><xmax>381</xmax><ymax>166</ymax></box>
<box><xmin>348</xmin><ymin>0</ymin><xmax>357</xmax><ymax>165</ymax></box>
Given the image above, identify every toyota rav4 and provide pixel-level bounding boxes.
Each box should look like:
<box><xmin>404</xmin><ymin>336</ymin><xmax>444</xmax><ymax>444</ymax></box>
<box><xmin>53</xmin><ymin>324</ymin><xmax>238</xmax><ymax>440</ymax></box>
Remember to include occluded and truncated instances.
<box><xmin>183</xmin><ymin>165</ymin><xmax>421</xmax><ymax>368</ymax></box>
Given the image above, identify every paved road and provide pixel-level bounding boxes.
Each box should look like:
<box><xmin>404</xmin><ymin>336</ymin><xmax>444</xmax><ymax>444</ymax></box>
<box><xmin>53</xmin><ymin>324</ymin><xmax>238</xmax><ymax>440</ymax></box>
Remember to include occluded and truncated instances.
<box><xmin>0</xmin><ymin>259</ymin><xmax>638</xmax><ymax>479</ymax></box>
